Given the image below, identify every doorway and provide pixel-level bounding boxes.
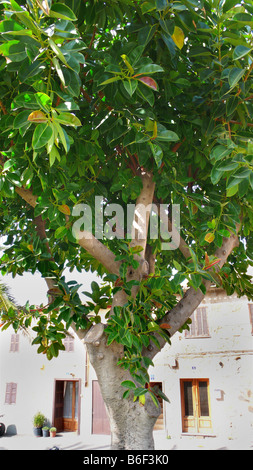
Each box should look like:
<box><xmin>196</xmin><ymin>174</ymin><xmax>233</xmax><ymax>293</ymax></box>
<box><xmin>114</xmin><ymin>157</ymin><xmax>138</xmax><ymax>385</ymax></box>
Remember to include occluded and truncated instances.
<box><xmin>53</xmin><ymin>379</ymin><xmax>81</xmax><ymax>433</ymax></box>
<box><xmin>91</xmin><ymin>380</ymin><xmax>164</xmax><ymax>434</ymax></box>
<box><xmin>92</xmin><ymin>380</ymin><xmax>111</xmax><ymax>434</ymax></box>
<box><xmin>180</xmin><ymin>379</ymin><xmax>212</xmax><ymax>434</ymax></box>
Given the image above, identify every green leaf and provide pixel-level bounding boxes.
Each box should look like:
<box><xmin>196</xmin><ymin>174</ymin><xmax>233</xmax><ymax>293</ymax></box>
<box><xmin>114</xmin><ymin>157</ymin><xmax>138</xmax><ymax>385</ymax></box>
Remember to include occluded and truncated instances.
<box><xmin>0</xmin><ymin>19</ymin><xmax>27</xmax><ymax>34</ymax></box>
<box><xmin>18</xmin><ymin>60</ymin><xmax>46</xmax><ymax>82</ymax></box>
<box><xmin>228</xmin><ymin>68</ymin><xmax>246</xmax><ymax>90</ymax></box>
<box><xmin>35</xmin><ymin>93</ymin><xmax>52</xmax><ymax>113</ymax></box>
<box><xmin>223</xmin><ymin>0</ymin><xmax>240</xmax><ymax>12</ymax></box>
<box><xmin>226</xmin><ymin>184</ymin><xmax>238</xmax><ymax>197</ymax></box>
<box><xmin>63</xmin><ymin>39</ymin><xmax>86</xmax><ymax>52</ymax></box>
<box><xmin>216</xmin><ymin>161</ymin><xmax>238</xmax><ymax>172</ymax></box>
<box><xmin>49</xmin><ymin>145</ymin><xmax>61</xmax><ymax>166</ymax></box>
<box><xmin>173</xmin><ymin>260</ymin><xmax>182</xmax><ymax>271</ymax></box>
<box><xmin>55</xmin><ymin>101</ymin><xmax>79</xmax><ymax>112</ymax></box>
<box><xmin>238</xmin><ymin>178</ymin><xmax>249</xmax><ymax>198</ymax></box>
<box><xmin>156</xmin><ymin>125</ymin><xmax>179</xmax><ymax>142</ymax></box>
<box><xmin>210</xmin><ymin>145</ymin><xmax>232</xmax><ymax>161</ymax></box>
<box><xmin>233</xmin><ymin>45</ymin><xmax>252</xmax><ymax>60</ymax></box>
<box><xmin>191</xmin><ymin>273</ymin><xmax>202</xmax><ymax>289</ymax></box>
<box><xmin>141</xmin><ymin>1</ymin><xmax>156</xmax><ymax>13</ymax></box>
<box><xmin>218</xmin><ymin>229</ymin><xmax>231</xmax><ymax>237</ymax></box>
<box><xmin>32</xmin><ymin>123</ymin><xmax>53</xmax><ymax>150</ymax></box>
<box><xmin>100</xmin><ymin>76</ymin><xmax>122</xmax><ymax>86</ymax></box>
<box><xmin>138</xmin><ymin>24</ymin><xmax>157</xmax><ymax>47</ymax></box>
<box><xmin>234</xmin><ymin>13</ymin><xmax>252</xmax><ymax>24</ymax></box>
<box><xmin>0</xmin><ymin>40</ymin><xmax>26</xmax><ymax>62</ymax></box>
<box><xmin>149</xmin><ymin>142</ymin><xmax>163</xmax><ymax>168</ymax></box>
<box><xmin>13</xmin><ymin>92</ymin><xmax>39</xmax><ymax>110</ymax></box>
<box><xmin>52</xmin><ymin>57</ymin><xmax>65</xmax><ymax>86</ymax></box>
<box><xmin>50</xmin><ymin>3</ymin><xmax>77</xmax><ymax>21</ymax></box>
<box><xmin>48</xmin><ymin>38</ymin><xmax>68</xmax><ymax>66</ymax></box>
<box><xmin>121</xmin><ymin>380</ymin><xmax>136</xmax><ymax>389</ymax></box>
<box><xmin>250</xmin><ymin>172</ymin><xmax>253</xmax><ymax>190</ymax></box>
<box><xmin>55</xmin><ymin>226</ymin><xmax>68</xmax><ymax>239</ymax></box>
<box><xmin>123</xmin><ymin>79</ymin><xmax>138</xmax><ymax>96</ymax></box>
<box><xmin>148</xmin><ymin>390</ymin><xmax>159</xmax><ymax>407</ymax></box>
<box><xmin>226</xmin><ymin>96</ymin><xmax>239</xmax><ymax>116</ymax></box>
<box><xmin>13</xmin><ymin>110</ymin><xmax>31</xmax><ymax>129</ymax></box>
<box><xmin>9</xmin><ymin>0</ymin><xmax>23</xmax><ymax>11</ymax></box>
<box><xmin>137</xmin><ymin>82</ymin><xmax>154</xmax><ymax>106</ymax></box>
<box><xmin>54</xmin><ymin>122</ymin><xmax>68</xmax><ymax>152</ymax></box>
<box><xmin>156</xmin><ymin>388</ymin><xmax>170</xmax><ymax>403</ymax></box>
<box><xmin>162</xmin><ymin>33</ymin><xmax>176</xmax><ymax>59</ymax></box>
<box><xmin>156</xmin><ymin>0</ymin><xmax>168</xmax><ymax>10</ymax></box>
<box><xmin>54</xmin><ymin>112</ymin><xmax>81</xmax><ymax>127</ymax></box>
<box><xmin>62</xmin><ymin>68</ymin><xmax>81</xmax><ymax>97</ymax></box>
<box><xmin>135</xmin><ymin>64</ymin><xmax>164</xmax><ymax>74</ymax></box>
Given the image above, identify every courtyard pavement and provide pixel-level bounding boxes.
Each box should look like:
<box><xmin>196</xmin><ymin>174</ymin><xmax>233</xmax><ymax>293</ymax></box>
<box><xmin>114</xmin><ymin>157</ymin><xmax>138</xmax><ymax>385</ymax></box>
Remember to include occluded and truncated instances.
<box><xmin>0</xmin><ymin>430</ymin><xmax>252</xmax><ymax>451</ymax></box>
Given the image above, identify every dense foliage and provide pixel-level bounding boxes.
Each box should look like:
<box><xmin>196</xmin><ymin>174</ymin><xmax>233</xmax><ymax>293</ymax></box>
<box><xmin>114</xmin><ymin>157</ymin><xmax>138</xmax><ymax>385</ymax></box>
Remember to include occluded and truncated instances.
<box><xmin>0</xmin><ymin>0</ymin><xmax>252</xmax><ymax>401</ymax></box>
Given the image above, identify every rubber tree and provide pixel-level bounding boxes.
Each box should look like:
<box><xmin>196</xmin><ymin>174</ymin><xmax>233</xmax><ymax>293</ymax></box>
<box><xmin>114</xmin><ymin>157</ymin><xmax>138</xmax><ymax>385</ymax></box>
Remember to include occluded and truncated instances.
<box><xmin>0</xmin><ymin>0</ymin><xmax>252</xmax><ymax>450</ymax></box>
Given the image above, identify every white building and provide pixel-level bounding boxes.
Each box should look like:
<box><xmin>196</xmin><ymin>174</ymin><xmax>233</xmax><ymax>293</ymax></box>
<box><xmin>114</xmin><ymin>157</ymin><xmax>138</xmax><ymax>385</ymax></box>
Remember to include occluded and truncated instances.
<box><xmin>0</xmin><ymin>288</ymin><xmax>252</xmax><ymax>443</ymax></box>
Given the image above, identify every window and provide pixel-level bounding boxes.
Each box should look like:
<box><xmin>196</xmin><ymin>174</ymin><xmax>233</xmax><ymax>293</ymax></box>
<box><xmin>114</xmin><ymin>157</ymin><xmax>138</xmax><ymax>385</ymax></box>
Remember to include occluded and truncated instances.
<box><xmin>10</xmin><ymin>334</ymin><xmax>19</xmax><ymax>352</ymax></box>
<box><xmin>249</xmin><ymin>304</ymin><xmax>253</xmax><ymax>334</ymax></box>
<box><xmin>185</xmin><ymin>307</ymin><xmax>210</xmax><ymax>338</ymax></box>
<box><xmin>180</xmin><ymin>379</ymin><xmax>212</xmax><ymax>433</ymax></box>
<box><xmin>63</xmin><ymin>336</ymin><xmax>74</xmax><ymax>352</ymax></box>
<box><xmin>5</xmin><ymin>383</ymin><xmax>17</xmax><ymax>404</ymax></box>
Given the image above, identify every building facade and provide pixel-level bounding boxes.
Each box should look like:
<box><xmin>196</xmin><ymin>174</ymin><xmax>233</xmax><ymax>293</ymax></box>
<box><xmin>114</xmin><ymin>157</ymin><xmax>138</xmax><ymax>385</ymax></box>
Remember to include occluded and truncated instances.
<box><xmin>0</xmin><ymin>288</ymin><xmax>252</xmax><ymax>443</ymax></box>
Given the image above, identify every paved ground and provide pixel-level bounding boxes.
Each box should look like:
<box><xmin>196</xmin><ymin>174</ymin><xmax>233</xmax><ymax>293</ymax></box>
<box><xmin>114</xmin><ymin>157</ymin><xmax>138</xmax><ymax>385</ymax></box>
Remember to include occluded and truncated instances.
<box><xmin>0</xmin><ymin>430</ymin><xmax>252</xmax><ymax>451</ymax></box>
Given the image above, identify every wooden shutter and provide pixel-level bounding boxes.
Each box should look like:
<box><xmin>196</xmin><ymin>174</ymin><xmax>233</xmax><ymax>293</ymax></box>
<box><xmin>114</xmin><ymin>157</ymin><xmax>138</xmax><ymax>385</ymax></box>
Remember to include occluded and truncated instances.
<box><xmin>64</xmin><ymin>336</ymin><xmax>74</xmax><ymax>352</ymax></box>
<box><xmin>197</xmin><ymin>307</ymin><xmax>209</xmax><ymax>336</ymax></box>
<box><xmin>10</xmin><ymin>334</ymin><xmax>19</xmax><ymax>352</ymax></box>
<box><xmin>249</xmin><ymin>304</ymin><xmax>253</xmax><ymax>334</ymax></box>
<box><xmin>5</xmin><ymin>383</ymin><xmax>17</xmax><ymax>404</ymax></box>
<box><xmin>185</xmin><ymin>307</ymin><xmax>209</xmax><ymax>338</ymax></box>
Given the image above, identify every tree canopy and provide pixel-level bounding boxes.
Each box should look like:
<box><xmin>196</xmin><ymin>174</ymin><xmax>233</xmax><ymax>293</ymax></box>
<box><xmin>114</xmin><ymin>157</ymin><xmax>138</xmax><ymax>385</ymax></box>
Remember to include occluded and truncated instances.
<box><xmin>0</xmin><ymin>0</ymin><xmax>252</xmax><ymax>402</ymax></box>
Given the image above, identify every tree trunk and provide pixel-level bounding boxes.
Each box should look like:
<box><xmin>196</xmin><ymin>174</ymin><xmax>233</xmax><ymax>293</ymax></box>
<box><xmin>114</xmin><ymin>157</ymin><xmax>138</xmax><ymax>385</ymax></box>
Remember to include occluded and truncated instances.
<box><xmin>85</xmin><ymin>331</ymin><xmax>160</xmax><ymax>450</ymax></box>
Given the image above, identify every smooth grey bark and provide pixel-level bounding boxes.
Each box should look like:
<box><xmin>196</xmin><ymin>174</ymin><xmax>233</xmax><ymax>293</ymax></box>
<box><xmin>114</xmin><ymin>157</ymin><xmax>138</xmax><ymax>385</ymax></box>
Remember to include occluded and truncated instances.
<box><xmin>28</xmin><ymin>169</ymin><xmax>240</xmax><ymax>451</ymax></box>
<box><xmin>77</xmin><ymin>229</ymin><xmax>241</xmax><ymax>450</ymax></box>
<box><xmin>84</xmin><ymin>329</ymin><xmax>160</xmax><ymax>450</ymax></box>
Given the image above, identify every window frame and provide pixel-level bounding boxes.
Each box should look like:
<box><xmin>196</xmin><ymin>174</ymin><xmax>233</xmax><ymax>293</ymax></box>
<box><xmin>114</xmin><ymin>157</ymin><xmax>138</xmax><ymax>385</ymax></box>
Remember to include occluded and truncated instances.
<box><xmin>9</xmin><ymin>334</ymin><xmax>19</xmax><ymax>352</ymax></box>
<box><xmin>5</xmin><ymin>382</ymin><xmax>17</xmax><ymax>405</ymax></box>
<box><xmin>185</xmin><ymin>307</ymin><xmax>210</xmax><ymax>338</ymax></box>
<box><xmin>249</xmin><ymin>304</ymin><xmax>253</xmax><ymax>335</ymax></box>
<box><xmin>63</xmin><ymin>335</ymin><xmax>74</xmax><ymax>352</ymax></box>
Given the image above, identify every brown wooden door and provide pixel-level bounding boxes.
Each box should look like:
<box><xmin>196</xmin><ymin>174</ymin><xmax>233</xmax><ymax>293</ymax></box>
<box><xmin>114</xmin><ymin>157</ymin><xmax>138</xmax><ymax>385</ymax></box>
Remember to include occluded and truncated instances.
<box><xmin>92</xmin><ymin>380</ymin><xmax>111</xmax><ymax>435</ymax></box>
<box><xmin>54</xmin><ymin>380</ymin><xmax>64</xmax><ymax>432</ymax></box>
<box><xmin>54</xmin><ymin>380</ymin><xmax>79</xmax><ymax>432</ymax></box>
<box><xmin>63</xmin><ymin>381</ymin><xmax>79</xmax><ymax>432</ymax></box>
<box><xmin>181</xmin><ymin>379</ymin><xmax>212</xmax><ymax>434</ymax></box>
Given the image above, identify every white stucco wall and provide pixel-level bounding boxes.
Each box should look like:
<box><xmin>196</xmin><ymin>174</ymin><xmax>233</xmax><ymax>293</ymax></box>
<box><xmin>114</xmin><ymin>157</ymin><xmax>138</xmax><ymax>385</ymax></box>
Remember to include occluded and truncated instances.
<box><xmin>151</xmin><ymin>291</ymin><xmax>253</xmax><ymax>440</ymax></box>
<box><xmin>0</xmin><ymin>288</ymin><xmax>252</xmax><ymax>442</ymax></box>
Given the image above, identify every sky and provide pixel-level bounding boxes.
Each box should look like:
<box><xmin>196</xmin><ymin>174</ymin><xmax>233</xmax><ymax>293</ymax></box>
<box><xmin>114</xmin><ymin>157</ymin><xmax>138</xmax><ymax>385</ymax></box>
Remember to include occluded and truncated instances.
<box><xmin>0</xmin><ymin>236</ymin><xmax>252</xmax><ymax>307</ymax></box>
<box><xmin>0</xmin><ymin>268</ymin><xmax>100</xmax><ymax>306</ymax></box>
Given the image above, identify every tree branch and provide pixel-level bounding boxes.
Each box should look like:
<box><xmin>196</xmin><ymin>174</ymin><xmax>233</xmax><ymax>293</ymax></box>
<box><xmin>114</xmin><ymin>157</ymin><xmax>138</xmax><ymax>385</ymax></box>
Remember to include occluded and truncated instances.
<box><xmin>130</xmin><ymin>171</ymin><xmax>155</xmax><ymax>258</ymax></box>
<box><xmin>78</xmin><ymin>235</ymin><xmax>120</xmax><ymax>275</ymax></box>
<box><xmin>14</xmin><ymin>187</ymin><xmax>120</xmax><ymax>275</ymax></box>
<box><xmin>143</xmin><ymin>227</ymin><xmax>240</xmax><ymax>361</ymax></box>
